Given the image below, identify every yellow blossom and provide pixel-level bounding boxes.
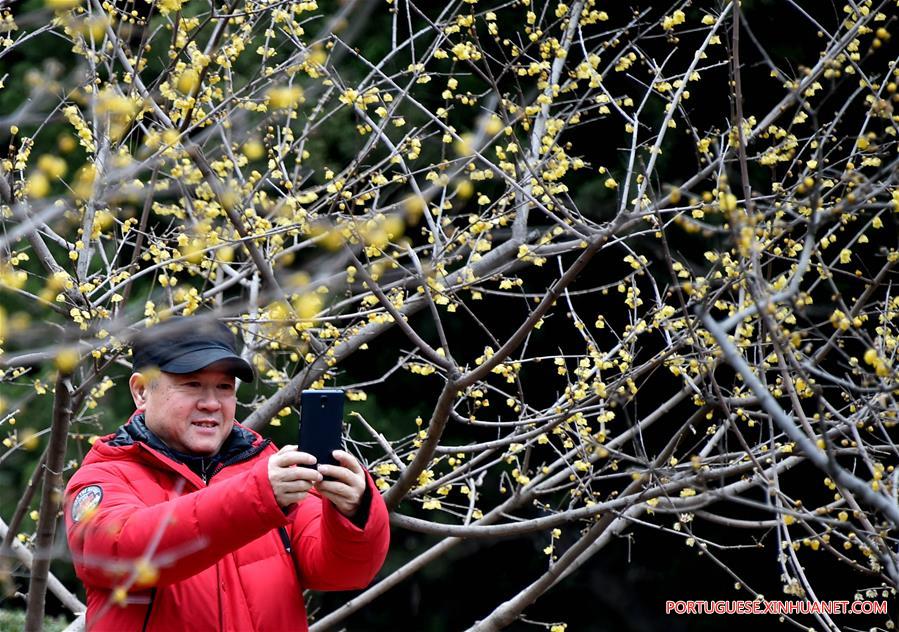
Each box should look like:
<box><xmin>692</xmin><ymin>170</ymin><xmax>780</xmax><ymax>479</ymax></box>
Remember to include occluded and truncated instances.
<box><xmin>24</xmin><ymin>173</ymin><xmax>50</xmax><ymax>198</ymax></box>
<box><xmin>267</xmin><ymin>86</ymin><xmax>304</xmax><ymax>109</ymax></box>
<box><xmin>662</xmin><ymin>10</ymin><xmax>686</xmax><ymax>31</ymax></box>
<box><xmin>45</xmin><ymin>0</ymin><xmax>81</xmax><ymax>9</ymax></box>
<box><xmin>158</xmin><ymin>0</ymin><xmax>184</xmax><ymax>14</ymax></box>
<box><xmin>55</xmin><ymin>348</ymin><xmax>80</xmax><ymax>373</ymax></box>
<box><xmin>177</xmin><ymin>69</ymin><xmax>200</xmax><ymax>95</ymax></box>
<box><xmin>37</xmin><ymin>155</ymin><xmax>67</xmax><ymax>179</ymax></box>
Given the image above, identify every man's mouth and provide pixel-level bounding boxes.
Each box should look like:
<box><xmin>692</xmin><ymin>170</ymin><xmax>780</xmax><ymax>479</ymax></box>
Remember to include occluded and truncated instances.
<box><xmin>192</xmin><ymin>421</ymin><xmax>218</xmax><ymax>428</ymax></box>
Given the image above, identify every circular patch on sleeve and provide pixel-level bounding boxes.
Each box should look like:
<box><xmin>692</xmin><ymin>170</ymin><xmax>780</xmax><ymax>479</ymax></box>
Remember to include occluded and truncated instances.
<box><xmin>71</xmin><ymin>485</ymin><xmax>103</xmax><ymax>522</ymax></box>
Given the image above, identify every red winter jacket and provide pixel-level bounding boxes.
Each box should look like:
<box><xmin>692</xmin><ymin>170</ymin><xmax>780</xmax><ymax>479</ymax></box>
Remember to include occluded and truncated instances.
<box><xmin>65</xmin><ymin>415</ymin><xmax>390</xmax><ymax>631</ymax></box>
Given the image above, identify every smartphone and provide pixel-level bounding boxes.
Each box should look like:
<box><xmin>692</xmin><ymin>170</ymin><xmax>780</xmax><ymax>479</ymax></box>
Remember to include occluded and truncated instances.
<box><xmin>298</xmin><ymin>389</ymin><xmax>345</xmax><ymax>470</ymax></box>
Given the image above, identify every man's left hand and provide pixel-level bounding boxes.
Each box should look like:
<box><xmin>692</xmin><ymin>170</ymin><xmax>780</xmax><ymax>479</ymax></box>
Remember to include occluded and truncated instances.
<box><xmin>315</xmin><ymin>450</ymin><xmax>367</xmax><ymax>518</ymax></box>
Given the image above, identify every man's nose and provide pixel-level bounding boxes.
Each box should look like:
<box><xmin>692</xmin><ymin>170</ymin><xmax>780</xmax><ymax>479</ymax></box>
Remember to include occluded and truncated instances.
<box><xmin>197</xmin><ymin>389</ymin><xmax>222</xmax><ymax>410</ymax></box>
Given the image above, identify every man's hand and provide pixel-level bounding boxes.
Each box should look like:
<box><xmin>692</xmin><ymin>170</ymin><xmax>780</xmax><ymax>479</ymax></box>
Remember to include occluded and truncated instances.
<box><xmin>315</xmin><ymin>450</ymin><xmax>367</xmax><ymax>519</ymax></box>
<box><xmin>268</xmin><ymin>445</ymin><xmax>322</xmax><ymax>509</ymax></box>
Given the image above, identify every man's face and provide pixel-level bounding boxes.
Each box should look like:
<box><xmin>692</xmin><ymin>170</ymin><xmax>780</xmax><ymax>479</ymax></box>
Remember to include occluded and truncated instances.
<box><xmin>129</xmin><ymin>362</ymin><xmax>237</xmax><ymax>455</ymax></box>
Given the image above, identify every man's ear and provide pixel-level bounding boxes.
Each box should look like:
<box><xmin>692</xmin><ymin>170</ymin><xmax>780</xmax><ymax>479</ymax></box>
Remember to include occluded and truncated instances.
<box><xmin>129</xmin><ymin>373</ymin><xmax>148</xmax><ymax>410</ymax></box>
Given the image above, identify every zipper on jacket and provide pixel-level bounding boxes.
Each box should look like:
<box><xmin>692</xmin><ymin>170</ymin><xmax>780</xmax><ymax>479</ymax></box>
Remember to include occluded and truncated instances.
<box><xmin>278</xmin><ymin>526</ymin><xmax>293</xmax><ymax>554</ymax></box>
<box><xmin>141</xmin><ymin>587</ymin><xmax>157</xmax><ymax>632</ymax></box>
<box><xmin>200</xmin><ymin>457</ymin><xmax>211</xmax><ymax>484</ymax></box>
<box><xmin>278</xmin><ymin>526</ymin><xmax>304</xmax><ymax>588</ymax></box>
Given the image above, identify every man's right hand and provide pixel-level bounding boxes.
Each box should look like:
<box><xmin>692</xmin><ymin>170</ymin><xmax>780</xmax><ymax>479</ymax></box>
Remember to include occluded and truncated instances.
<box><xmin>268</xmin><ymin>445</ymin><xmax>322</xmax><ymax>509</ymax></box>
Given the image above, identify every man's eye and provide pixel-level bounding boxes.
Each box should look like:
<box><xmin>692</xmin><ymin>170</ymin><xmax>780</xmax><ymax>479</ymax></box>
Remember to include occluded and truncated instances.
<box><xmin>184</xmin><ymin>382</ymin><xmax>201</xmax><ymax>388</ymax></box>
<box><xmin>218</xmin><ymin>383</ymin><xmax>234</xmax><ymax>390</ymax></box>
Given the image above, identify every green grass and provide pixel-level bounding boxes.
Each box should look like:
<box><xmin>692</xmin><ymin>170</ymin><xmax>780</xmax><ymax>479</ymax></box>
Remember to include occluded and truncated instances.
<box><xmin>0</xmin><ymin>608</ymin><xmax>70</xmax><ymax>632</ymax></box>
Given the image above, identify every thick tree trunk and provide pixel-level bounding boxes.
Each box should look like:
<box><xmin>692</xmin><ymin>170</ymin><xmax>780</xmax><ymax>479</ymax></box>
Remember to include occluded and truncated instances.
<box><xmin>24</xmin><ymin>373</ymin><xmax>73</xmax><ymax>632</ymax></box>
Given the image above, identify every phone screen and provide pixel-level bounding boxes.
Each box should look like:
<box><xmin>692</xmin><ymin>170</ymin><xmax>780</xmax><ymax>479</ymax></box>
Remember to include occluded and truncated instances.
<box><xmin>298</xmin><ymin>389</ymin><xmax>345</xmax><ymax>468</ymax></box>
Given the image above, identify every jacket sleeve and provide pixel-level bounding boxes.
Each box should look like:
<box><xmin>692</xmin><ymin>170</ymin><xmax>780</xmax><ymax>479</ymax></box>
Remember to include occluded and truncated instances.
<box><xmin>65</xmin><ymin>454</ymin><xmax>288</xmax><ymax>589</ymax></box>
<box><xmin>289</xmin><ymin>470</ymin><xmax>390</xmax><ymax>591</ymax></box>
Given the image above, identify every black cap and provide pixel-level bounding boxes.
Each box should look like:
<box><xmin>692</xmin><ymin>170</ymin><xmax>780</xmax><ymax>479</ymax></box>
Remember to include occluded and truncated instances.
<box><xmin>131</xmin><ymin>317</ymin><xmax>255</xmax><ymax>382</ymax></box>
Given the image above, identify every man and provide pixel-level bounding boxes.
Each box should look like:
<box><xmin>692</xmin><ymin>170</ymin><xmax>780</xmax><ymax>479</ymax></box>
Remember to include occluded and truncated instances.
<box><xmin>64</xmin><ymin>317</ymin><xmax>390</xmax><ymax>631</ymax></box>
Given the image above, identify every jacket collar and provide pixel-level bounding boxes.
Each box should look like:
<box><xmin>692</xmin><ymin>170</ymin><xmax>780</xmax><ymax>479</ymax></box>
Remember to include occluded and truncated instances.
<box><xmin>107</xmin><ymin>413</ymin><xmax>268</xmax><ymax>482</ymax></box>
